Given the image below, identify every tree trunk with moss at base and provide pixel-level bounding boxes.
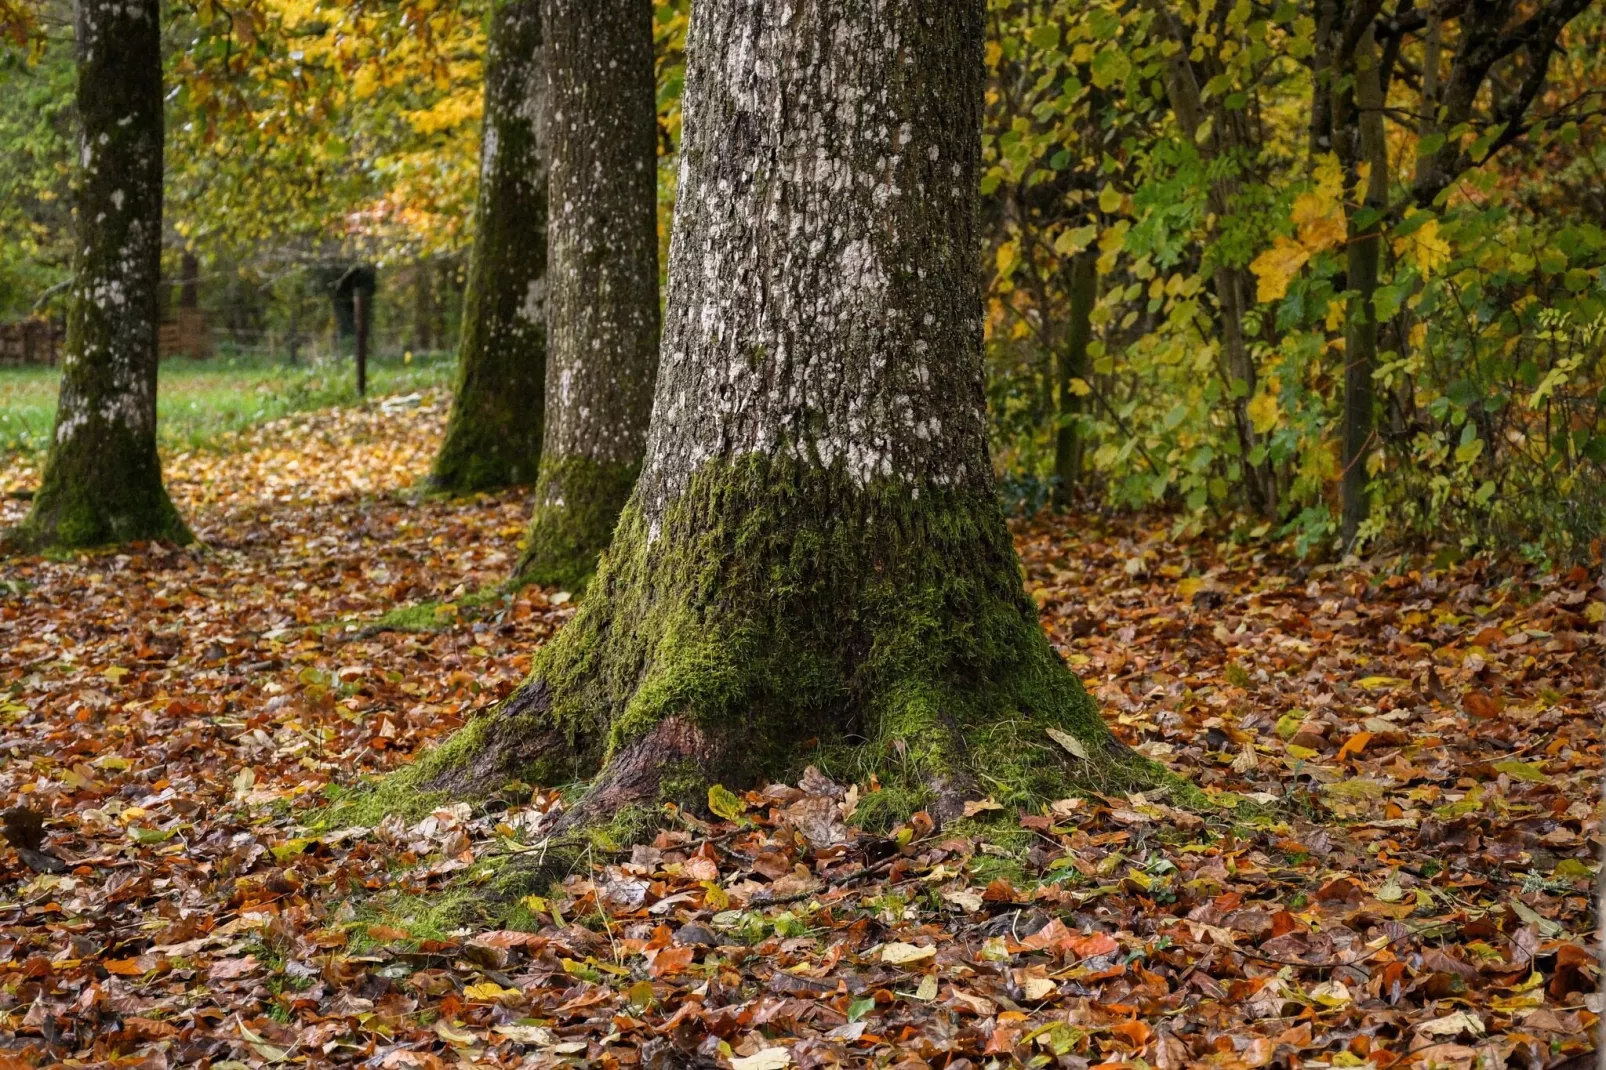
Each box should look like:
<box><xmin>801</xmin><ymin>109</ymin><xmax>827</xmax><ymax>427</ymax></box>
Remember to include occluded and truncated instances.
<box><xmin>429</xmin><ymin>0</ymin><xmax>548</xmax><ymax>494</ymax></box>
<box><xmin>8</xmin><ymin>0</ymin><xmax>189</xmax><ymax>551</ymax></box>
<box><xmin>513</xmin><ymin>0</ymin><xmax>659</xmax><ymax>589</ymax></box>
<box><xmin>406</xmin><ymin>0</ymin><xmax>1167</xmax><ymax>839</ymax></box>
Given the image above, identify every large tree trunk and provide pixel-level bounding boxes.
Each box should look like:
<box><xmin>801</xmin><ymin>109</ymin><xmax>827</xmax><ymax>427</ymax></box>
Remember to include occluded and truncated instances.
<box><xmin>513</xmin><ymin>0</ymin><xmax>659</xmax><ymax>588</ymax></box>
<box><xmin>430</xmin><ymin>0</ymin><xmax>549</xmax><ymax>493</ymax></box>
<box><xmin>421</xmin><ymin>0</ymin><xmax>1151</xmax><ymax>832</ymax></box>
<box><xmin>10</xmin><ymin>0</ymin><xmax>189</xmax><ymax>550</ymax></box>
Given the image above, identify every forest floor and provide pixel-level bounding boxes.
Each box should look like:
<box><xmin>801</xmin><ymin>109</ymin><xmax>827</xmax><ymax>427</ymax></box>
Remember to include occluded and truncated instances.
<box><xmin>0</xmin><ymin>388</ymin><xmax>1600</xmax><ymax>1069</ymax></box>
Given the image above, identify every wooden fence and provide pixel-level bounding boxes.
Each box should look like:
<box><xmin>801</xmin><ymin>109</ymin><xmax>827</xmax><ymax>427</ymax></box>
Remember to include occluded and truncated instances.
<box><xmin>0</xmin><ymin>310</ymin><xmax>213</xmax><ymax>366</ymax></box>
<box><xmin>0</xmin><ymin>319</ymin><xmax>62</xmax><ymax>366</ymax></box>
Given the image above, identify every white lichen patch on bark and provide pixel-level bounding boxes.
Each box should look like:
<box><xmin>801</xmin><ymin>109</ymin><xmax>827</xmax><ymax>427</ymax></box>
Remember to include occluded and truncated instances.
<box><xmin>51</xmin><ymin>0</ymin><xmax>163</xmax><ymax>449</ymax></box>
<box><xmin>637</xmin><ymin>1</ymin><xmax>990</xmax><ymax>526</ymax></box>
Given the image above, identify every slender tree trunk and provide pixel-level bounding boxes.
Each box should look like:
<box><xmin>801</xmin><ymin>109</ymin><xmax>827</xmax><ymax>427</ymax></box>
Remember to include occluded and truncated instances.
<box><xmin>430</xmin><ymin>0</ymin><xmax>549</xmax><ymax>493</ymax></box>
<box><xmin>412</xmin><ymin>258</ymin><xmax>436</xmax><ymax>353</ymax></box>
<box><xmin>513</xmin><ymin>0</ymin><xmax>659</xmax><ymax>588</ymax></box>
<box><xmin>1339</xmin><ymin>30</ymin><xmax>1388</xmax><ymax>548</ymax></box>
<box><xmin>10</xmin><ymin>0</ymin><xmax>188</xmax><ymax>551</ymax></box>
<box><xmin>179</xmin><ymin>251</ymin><xmax>199</xmax><ymax>311</ymax></box>
<box><xmin>1146</xmin><ymin>1</ymin><xmax>1276</xmax><ymax>516</ymax></box>
<box><xmin>414</xmin><ymin>0</ymin><xmax>1154</xmax><ymax>834</ymax></box>
<box><xmin>1053</xmin><ymin>251</ymin><xmax>1097</xmax><ymax>510</ymax></box>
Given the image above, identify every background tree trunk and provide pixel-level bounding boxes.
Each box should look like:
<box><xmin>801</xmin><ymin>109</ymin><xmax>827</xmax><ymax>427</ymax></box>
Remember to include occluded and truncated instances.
<box><xmin>513</xmin><ymin>0</ymin><xmax>659</xmax><ymax>588</ymax></box>
<box><xmin>1339</xmin><ymin>29</ymin><xmax>1389</xmax><ymax>548</ymax></box>
<box><xmin>429</xmin><ymin>0</ymin><xmax>549</xmax><ymax>494</ymax></box>
<box><xmin>422</xmin><ymin>0</ymin><xmax>1154</xmax><ymax>833</ymax></box>
<box><xmin>178</xmin><ymin>250</ymin><xmax>199</xmax><ymax>311</ymax></box>
<box><xmin>1146</xmin><ymin>0</ymin><xmax>1277</xmax><ymax>517</ymax></box>
<box><xmin>1053</xmin><ymin>250</ymin><xmax>1096</xmax><ymax>509</ymax></box>
<box><xmin>11</xmin><ymin>0</ymin><xmax>189</xmax><ymax>550</ymax></box>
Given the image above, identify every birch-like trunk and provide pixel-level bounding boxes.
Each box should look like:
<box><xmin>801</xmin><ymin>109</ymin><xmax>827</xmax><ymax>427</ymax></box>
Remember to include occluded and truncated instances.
<box><xmin>430</xmin><ymin>0</ymin><xmax>549</xmax><ymax>493</ymax></box>
<box><xmin>11</xmin><ymin>0</ymin><xmax>188</xmax><ymax>550</ymax></box>
<box><xmin>413</xmin><ymin>0</ymin><xmax>1156</xmax><ymax>832</ymax></box>
<box><xmin>514</xmin><ymin>0</ymin><xmax>660</xmax><ymax>588</ymax></box>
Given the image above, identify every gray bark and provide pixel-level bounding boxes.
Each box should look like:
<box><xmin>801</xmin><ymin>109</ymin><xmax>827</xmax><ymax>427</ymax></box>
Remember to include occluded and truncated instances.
<box><xmin>516</xmin><ymin>0</ymin><xmax>659</xmax><ymax>586</ymax></box>
<box><xmin>636</xmin><ymin>0</ymin><xmax>993</xmax><ymax>520</ymax></box>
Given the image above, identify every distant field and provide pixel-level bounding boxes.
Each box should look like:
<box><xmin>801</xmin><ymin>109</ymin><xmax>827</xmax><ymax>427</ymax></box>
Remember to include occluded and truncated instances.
<box><xmin>0</xmin><ymin>350</ymin><xmax>456</xmax><ymax>457</ymax></box>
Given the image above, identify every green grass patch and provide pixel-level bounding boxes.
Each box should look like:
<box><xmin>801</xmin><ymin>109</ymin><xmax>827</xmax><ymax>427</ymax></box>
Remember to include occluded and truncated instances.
<box><xmin>0</xmin><ymin>349</ymin><xmax>455</xmax><ymax>458</ymax></box>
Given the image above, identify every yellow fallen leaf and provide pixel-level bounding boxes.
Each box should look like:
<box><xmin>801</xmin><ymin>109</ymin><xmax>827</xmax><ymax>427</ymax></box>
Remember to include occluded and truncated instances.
<box><xmin>1020</xmin><ymin>975</ymin><xmax>1058</xmax><ymax>1000</ymax></box>
<box><xmin>730</xmin><ymin>1048</ymin><xmax>793</xmax><ymax>1070</ymax></box>
<box><xmin>1046</xmin><ymin>726</ymin><xmax>1089</xmax><ymax>760</ymax></box>
<box><xmin>882</xmin><ymin>941</ymin><xmax>937</xmax><ymax>965</ymax></box>
<box><xmin>1416</xmin><ymin>1010</ymin><xmax>1485</xmax><ymax>1038</ymax></box>
<box><xmin>434</xmin><ymin>1020</ymin><xmax>479</xmax><ymax>1045</ymax></box>
<box><xmin>1309</xmin><ymin>979</ymin><xmax>1352</xmax><ymax>1007</ymax></box>
<box><xmin>462</xmin><ymin>981</ymin><xmax>517</xmax><ymax>1001</ymax></box>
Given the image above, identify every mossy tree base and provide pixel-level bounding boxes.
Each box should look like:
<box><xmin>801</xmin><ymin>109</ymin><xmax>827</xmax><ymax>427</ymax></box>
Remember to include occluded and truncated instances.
<box><xmin>397</xmin><ymin>456</ymin><xmax>1174</xmax><ymax>845</ymax></box>
<box><xmin>512</xmin><ymin>456</ymin><xmax>638</xmax><ymax>591</ymax></box>
<box><xmin>9</xmin><ymin>471</ymin><xmax>190</xmax><ymax>553</ymax></box>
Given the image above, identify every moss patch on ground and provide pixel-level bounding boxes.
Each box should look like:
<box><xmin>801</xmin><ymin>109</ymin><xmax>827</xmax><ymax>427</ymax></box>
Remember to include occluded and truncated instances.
<box><xmin>346</xmin><ymin>584</ymin><xmax>514</xmax><ymax>638</ymax></box>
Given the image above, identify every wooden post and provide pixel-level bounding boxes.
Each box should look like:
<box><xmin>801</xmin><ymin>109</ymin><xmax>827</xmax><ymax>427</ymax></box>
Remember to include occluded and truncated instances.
<box><xmin>354</xmin><ymin>288</ymin><xmax>369</xmax><ymax>397</ymax></box>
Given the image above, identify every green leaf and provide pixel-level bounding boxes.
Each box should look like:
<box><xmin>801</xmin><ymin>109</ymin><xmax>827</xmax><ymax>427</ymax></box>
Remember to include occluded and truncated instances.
<box><xmin>129</xmin><ymin>825</ymin><xmax>177</xmax><ymax>844</ymax></box>
<box><xmin>1027</xmin><ymin>24</ymin><xmax>1060</xmax><ymax>51</ymax></box>
<box><xmin>1090</xmin><ymin>49</ymin><xmax>1130</xmax><ymax>89</ymax></box>
<box><xmin>707</xmin><ymin>784</ymin><xmax>746</xmax><ymax>822</ymax></box>
<box><xmin>1491</xmin><ymin>759</ymin><xmax>1546</xmax><ymax>782</ymax></box>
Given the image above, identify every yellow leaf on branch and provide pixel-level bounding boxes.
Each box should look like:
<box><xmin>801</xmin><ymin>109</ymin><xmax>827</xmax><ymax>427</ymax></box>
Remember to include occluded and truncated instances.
<box><xmin>1250</xmin><ymin>236</ymin><xmax>1309</xmax><ymax>302</ymax></box>
<box><xmin>1247</xmin><ymin>392</ymin><xmax>1279</xmax><ymax>434</ymax></box>
<box><xmin>1393</xmin><ymin>217</ymin><xmax>1452</xmax><ymax>276</ymax></box>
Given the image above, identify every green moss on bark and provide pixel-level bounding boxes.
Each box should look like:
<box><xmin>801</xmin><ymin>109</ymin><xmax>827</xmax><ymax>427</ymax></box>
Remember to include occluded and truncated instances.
<box><xmin>512</xmin><ymin>456</ymin><xmax>638</xmax><ymax>590</ymax></box>
<box><xmin>421</xmin><ymin>453</ymin><xmax>1177</xmax><ymax>840</ymax></box>
<box><xmin>12</xmin><ymin>437</ymin><xmax>189</xmax><ymax>551</ymax></box>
